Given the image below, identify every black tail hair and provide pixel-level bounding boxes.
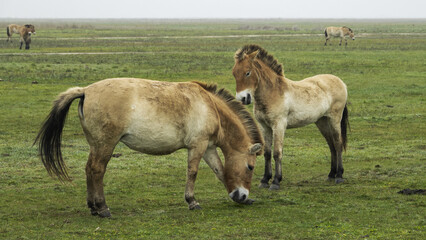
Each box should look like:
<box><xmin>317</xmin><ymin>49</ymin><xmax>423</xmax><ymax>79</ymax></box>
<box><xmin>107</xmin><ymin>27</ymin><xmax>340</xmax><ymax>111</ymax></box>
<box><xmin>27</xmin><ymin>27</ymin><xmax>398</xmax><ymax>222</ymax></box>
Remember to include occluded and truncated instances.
<box><xmin>34</xmin><ymin>89</ymin><xmax>84</xmax><ymax>181</ymax></box>
<box><xmin>6</xmin><ymin>26</ymin><xmax>10</xmax><ymax>37</ymax></box>
<box><xmin>324</xmin><ymin>29</ymin><xmax>328</xmax><ymax>38</ymax></box>
<box><xmin>340</xmin><ymin>105</ymin><xmax>349</xmax><ymax>151</ymax></box>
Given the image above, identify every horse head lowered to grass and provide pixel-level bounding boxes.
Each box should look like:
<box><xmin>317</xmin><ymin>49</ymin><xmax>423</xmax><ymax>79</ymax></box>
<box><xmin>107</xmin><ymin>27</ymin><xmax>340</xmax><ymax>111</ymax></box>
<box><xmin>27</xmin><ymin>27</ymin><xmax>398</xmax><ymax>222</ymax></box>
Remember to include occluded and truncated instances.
<box><xmin>232</xmin><ymin>44</ymin><xmax>349</xmax><ymax>190</ymax></box>
<box><xmin>34</xmin><ymin>78</ymin><xmax>263</xmax><ymax>217</ymax></box>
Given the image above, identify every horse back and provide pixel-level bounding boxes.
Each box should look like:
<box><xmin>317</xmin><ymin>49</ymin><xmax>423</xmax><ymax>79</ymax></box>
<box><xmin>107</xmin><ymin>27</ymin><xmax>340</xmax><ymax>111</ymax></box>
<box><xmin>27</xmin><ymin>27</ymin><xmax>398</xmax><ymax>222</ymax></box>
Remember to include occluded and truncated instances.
<box><xmin>293</xmin><ymin>74</ymin><xmax>347</xmax><ymax>103</ymax></box>
<box><xmin>284</xmin><ymin>74</ymin><xmax>347</xmax><ymax>128</ymax></box>
<box><xmin>80</xmin><ymin>78</ymin><xmax>218</xmax><ymax>154</ymax></box>
<box><xmin>325</xmin><ymin>27</ymin><xmax>343</xmax><ymax>37</ymax></box>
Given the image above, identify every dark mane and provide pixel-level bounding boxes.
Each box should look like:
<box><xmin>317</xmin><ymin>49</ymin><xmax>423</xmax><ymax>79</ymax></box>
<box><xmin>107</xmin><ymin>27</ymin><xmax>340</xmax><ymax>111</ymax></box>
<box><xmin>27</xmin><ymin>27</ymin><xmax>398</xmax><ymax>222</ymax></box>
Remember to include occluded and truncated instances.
<box><xmin>234</xmin><ymin>44</ymin><xmax>284</xmax><ymax>76</ymax></box>
<box><xmin>343</xmin><ymin>26</ymin><xmax>352</xmax><ymax>32</ymax></box>
<box><xmin>193</xmin><ymin>81</ymin><xmax>263</xmax><ymax>145</ymax></box>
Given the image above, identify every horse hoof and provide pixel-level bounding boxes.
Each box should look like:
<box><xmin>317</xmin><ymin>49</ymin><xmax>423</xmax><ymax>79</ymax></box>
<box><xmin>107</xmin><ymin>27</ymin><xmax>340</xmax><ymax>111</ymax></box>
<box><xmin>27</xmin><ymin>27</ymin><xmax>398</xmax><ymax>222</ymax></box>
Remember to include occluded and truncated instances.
<box><xmin>97</xmin><ymin>208</ymin><xmax>111</xmax><ymax>218</ymax></box>
<box><xmin>243</xmin><ymin>198</ymin><xmax>255</xmax><ymax>205</ymax></box>
<box><xmin>90</xmin><ymin>209</ymin><xmax>98</xmax><ymax>216</ymax></box>
<box><xmin>189</xmin><ymin>203</ymin><xmax>201</xmax><ymax>210</ymax></box>
<box><xmin>335</xmin><ymin>178</ymin><xmax>345</xmax><ymax>184</ymax></box>
<box><xmin>269</xmin><ymin>184</ymin><xmax>280</xmax><ymax>191</ymax></box>
<box><xmin>259</xmin><ymin>182</ymin><xmax>269</xmax><ymax>189</ymax></box>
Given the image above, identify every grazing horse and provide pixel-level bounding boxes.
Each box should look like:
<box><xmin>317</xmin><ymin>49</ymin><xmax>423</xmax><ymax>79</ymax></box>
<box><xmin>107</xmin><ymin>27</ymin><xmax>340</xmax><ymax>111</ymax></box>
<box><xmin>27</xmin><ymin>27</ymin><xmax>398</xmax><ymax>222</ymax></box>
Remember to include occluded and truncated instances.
<box><xmin>324</xmin><ymin>26</ymin><xmax>355</xmax><ymax>46</ymax></box>
<box><xmin>34</xmin><ymin>78</ymin><xmax>263</xmax><ymax>217</ymax></box>
<box><xmin>232</xmin><ymin>45</ymin><xmax>349</xmax><ymax>190</ymax></box>
<box><xmin>6</xmin><ymin>24</ymin><xmax>36</xmax><ymax>49</ymax></box>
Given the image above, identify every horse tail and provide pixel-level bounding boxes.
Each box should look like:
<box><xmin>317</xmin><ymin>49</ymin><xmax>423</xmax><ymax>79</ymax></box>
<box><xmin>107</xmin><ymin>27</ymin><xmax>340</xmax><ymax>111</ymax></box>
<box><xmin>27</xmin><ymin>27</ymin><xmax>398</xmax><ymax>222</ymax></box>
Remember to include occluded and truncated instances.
<box><xmin>340</xmin><ymin>104</ymin><xmax>349</xmax><ymax>151</ymax></box>
<box><xmin>324</xmin><ymin>28</ymin><xmax>328</xmax><ymax>38</ymax></box>
<box><xmin>6</xmin><ymin>26</ymin><xmax>10</xmax><ymax>37</ymax></box>
<box><xmin>34</xmin><ymin>87</ymin><xmax>85</xmax><ymax>181</ymax></box>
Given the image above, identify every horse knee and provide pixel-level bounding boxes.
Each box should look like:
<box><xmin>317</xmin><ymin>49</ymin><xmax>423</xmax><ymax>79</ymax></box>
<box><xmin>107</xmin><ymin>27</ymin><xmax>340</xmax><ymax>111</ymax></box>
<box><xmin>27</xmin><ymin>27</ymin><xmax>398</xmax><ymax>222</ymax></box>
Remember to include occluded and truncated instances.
<box><xmin>273</xmin><ymin>151</ymin><xmax>282</xmax><ymax>161</ymax></box>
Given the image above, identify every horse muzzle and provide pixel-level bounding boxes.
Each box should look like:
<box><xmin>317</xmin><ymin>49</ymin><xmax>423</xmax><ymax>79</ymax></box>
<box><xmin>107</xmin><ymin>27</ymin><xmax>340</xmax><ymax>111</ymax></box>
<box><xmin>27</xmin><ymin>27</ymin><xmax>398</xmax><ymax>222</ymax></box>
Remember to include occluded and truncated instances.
<box><xmin>229</xmin><ymin>187</ymin><xmax>249</xmax><ymax>203</ymax></box>
<box><xmin>236</xmin><ymin>90</ymin><xmax>252</xmax><ymax>105</ymax></box>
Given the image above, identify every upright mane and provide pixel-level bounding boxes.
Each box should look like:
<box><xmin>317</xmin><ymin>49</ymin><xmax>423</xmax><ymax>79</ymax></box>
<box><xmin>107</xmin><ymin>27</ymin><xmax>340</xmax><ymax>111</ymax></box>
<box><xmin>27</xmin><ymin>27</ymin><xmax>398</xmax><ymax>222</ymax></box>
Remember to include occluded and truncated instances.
<box><xmin>343</xmin><ymin>26</ymin><xmax>352</xmax><ymax>32</ymax></box>
<box><xmin>193</xmin><ymin>81</ymin><xmax>263</xmax><ymax>145</ymax></box>
<box><xmin>234</xmin><ymin>44</ymin><xmax>284</xmax><ymax>77</ymax></box>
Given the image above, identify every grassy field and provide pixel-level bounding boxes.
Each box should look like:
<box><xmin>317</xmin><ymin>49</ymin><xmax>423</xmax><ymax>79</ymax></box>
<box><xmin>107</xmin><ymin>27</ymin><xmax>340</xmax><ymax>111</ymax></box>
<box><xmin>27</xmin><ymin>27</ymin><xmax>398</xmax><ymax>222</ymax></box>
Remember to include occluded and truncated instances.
<box><xmin>0</xmin><ymin>19</ymin><xmax>425</xmax><ymax>239</ymax></box>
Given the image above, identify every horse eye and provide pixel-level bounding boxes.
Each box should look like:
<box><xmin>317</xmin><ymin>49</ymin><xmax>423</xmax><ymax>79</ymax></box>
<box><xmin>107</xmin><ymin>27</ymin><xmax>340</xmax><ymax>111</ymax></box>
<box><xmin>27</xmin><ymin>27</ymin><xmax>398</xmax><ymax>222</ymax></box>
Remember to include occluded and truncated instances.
<box><xmin>245</xmin><ymin>71</ymin><xmax>251</xmax><ymax>77</ymax></box>
<box><xmin>247</xmin><ymin>164</ymin><xmax>254</xmax><ymax>171</ymax></box>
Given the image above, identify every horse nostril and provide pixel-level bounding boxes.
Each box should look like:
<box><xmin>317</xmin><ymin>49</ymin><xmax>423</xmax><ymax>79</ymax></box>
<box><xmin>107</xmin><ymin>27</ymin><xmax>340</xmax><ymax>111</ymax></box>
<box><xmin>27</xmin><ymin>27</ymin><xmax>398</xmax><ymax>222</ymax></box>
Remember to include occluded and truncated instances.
<box><xmin>241</xmin><ymin>194</ymin><xmax>247</xmax><ymax>201</ymax></box>
<box><xmin>231</xmin><ymin>190</ymin><xmax>240</xmax><ymax>202</ymax></box>
<box><xmin>241</xmin><ymin>97</ymin><xmax>246</xmax><ymax>104</ymax></box>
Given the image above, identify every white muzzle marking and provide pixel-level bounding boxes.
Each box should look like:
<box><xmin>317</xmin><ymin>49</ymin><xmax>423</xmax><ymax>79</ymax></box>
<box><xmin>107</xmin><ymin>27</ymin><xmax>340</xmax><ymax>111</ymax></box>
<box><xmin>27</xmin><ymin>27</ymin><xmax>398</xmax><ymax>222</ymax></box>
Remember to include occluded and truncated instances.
<box><xmin>236</xmin><ymin>89</ymin><xmax>252</xmax><ymax>105</ymax></box>
<box><xmin>229</xmin><ymin>187</ymin><xmax>249</xmax><ymax>203</ymax></box>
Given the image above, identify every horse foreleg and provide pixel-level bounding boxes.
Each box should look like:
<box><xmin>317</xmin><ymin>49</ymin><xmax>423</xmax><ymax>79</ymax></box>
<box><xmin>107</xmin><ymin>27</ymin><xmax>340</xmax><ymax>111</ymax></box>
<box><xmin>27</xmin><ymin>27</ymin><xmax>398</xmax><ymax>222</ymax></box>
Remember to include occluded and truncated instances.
<box><xmin>270</xmin><ymin>122</ymin><xmax>286</xmax><ymax>190</ymax></box>
<box><xmin>86</xmin><ymin>146</ymin><xmax>114</xmax><ymax>217</ymax></box>
<box><xmin>185</xmin><ymin>143</ymin><xmax>207</xmax><ymax>210</ymax></box>
<box><xmin>19</xmin><ymin>36</ymin><xmax>24</xmax><ymax>49</ymax></box>
<box><xmin>203</xmin><ymin>145</ymin><xmax>225</xmax><ymax>184</ymax></box>
<box><xmin>259</xmin><ymin>124</ymin><xmax>273</xmax><ymax>188</ymax></box>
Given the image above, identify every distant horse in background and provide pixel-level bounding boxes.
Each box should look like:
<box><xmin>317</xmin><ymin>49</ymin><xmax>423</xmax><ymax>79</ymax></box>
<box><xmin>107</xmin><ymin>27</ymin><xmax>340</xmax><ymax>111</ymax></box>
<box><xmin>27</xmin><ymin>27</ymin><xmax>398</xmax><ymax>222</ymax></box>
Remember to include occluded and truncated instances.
<box><xmin>34</xmin><ymin>78</ymin><xmax>263</xmax><ymax>217</ymax></box>
<box><xmin>324</xmin><ymin>26</ymin><xmax>355</xmax><ymax>46</ymax></box>
<box><xmin>233</xmin><ymin>44</ymin><xmax>349</xmax><ymax>190</ymax></box>
<box><xmin>6</xmin><ymin>24</ymin><xmax>36</xmax><ymax>49</ymax></box>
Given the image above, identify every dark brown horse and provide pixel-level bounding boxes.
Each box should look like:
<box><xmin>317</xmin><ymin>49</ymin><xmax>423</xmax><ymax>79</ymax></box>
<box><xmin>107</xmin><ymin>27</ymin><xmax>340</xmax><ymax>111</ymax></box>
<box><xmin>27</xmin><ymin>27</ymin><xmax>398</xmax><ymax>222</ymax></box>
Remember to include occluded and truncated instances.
<box><xmin>35</xmin><ymin>78</ymin><xmax>263</xmax><ymax>217</ymax></box>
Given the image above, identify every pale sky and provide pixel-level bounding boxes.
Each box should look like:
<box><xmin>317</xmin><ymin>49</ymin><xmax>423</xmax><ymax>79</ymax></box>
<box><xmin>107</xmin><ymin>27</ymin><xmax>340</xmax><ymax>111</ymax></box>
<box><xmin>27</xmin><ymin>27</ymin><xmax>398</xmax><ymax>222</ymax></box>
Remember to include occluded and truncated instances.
<box><xmin>1</xmin><ymin>0</ymin><xmax>425</xmax><ymax>19</ymax></box>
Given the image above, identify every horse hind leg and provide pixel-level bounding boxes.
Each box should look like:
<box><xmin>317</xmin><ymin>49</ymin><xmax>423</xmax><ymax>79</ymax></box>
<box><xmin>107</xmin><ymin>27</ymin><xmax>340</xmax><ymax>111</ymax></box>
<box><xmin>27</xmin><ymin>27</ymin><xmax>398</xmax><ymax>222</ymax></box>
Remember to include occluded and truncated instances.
<box><xmin>324</xmin><ymin>37</ymin><xmax>330</xmax><ymax>46</ymax></box>
<box><xmin>315</xmin><ymin>117</ymin><xmax>344</xmax><ymax>183</ymax></box>
<box><xmin>86</xmin><ymin>145</ymin><xmax>115</xmax><ymax>217</ymax></box>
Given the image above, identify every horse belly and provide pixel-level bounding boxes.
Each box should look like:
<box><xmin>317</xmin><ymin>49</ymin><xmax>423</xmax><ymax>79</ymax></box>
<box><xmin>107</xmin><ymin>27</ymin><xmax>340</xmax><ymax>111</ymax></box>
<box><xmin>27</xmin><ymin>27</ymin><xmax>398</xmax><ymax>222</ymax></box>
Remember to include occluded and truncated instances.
<box><xmin>286</xmin><ymin>102</ymin><xmax>329</xmax><ymax>129</ymax></box>
<box><xmin>120</xmin><ymin>123</ymin><xmax>186</xmax><ymax>155</ymax></box>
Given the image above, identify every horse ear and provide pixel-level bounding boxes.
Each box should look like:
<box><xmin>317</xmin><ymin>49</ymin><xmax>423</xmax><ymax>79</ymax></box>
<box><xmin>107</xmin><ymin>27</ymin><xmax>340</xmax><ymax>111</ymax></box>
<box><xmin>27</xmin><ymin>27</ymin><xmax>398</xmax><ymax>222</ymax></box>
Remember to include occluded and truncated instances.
<box><xmin>249</xmin><ymin>143</ymin><xmax>263</xmax><ymax>155</ymax></box>
<box><xmin>243</xmin><ymin>50</ymin><xmax>260</xmax><ymax>61</ymax></box>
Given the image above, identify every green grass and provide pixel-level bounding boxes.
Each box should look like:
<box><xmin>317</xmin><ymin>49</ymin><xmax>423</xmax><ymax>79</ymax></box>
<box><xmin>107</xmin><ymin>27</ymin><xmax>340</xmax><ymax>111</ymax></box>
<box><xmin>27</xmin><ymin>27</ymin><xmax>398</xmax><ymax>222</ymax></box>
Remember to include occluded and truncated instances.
<box><xmin>0</xmin><ymin>19</ymin><xmax>425</xmax><ymax>239</ymax></box>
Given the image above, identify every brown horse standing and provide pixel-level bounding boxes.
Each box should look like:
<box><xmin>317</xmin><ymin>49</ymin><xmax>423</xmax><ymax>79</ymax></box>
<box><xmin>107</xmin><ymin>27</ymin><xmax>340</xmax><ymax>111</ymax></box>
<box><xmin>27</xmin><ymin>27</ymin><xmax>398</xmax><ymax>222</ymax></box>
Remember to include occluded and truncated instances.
<box><xmin>232</xmin><ymin>45</ymin><xmax>348</xmax><ymax>190</ymax></box>
<box><xmin>6</xmin><ymin>24</ymin><xmax>36</xmax><ymax>49</ymax></box>
<box><xmin>34</xmin><ymin>78</ymin><xmax>263</xmax><ymax>217</ymax></box>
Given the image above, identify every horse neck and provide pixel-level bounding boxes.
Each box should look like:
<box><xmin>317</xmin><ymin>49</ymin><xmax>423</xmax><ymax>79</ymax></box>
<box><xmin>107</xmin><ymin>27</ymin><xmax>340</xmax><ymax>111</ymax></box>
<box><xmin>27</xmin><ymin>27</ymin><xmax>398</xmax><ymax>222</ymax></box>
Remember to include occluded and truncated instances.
<box><xmin>214</xmin><ymin>100</ymin><xmax>251</xmax><ymax>155</ymax></box>
<box><xmin>253</xmin><ymin>61</ymin><xmax>288</xmax><ymax>104</ymax></box>
<box><xmin>342</xmin><ymin>28</ymin><xmax>350</xmax><ymax>35</ymax></box>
